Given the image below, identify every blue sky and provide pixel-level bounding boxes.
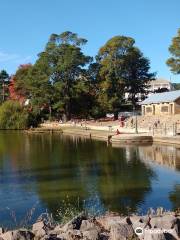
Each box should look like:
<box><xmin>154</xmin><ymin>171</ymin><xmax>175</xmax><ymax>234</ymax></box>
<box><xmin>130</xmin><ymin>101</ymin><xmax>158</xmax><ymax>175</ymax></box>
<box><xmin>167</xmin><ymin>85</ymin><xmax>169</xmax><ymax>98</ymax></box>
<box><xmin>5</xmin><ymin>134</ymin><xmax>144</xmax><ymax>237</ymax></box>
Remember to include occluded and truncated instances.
<box><xmin>0</xmin><ymin>0</ymin><xmax>180</xmax><ymax>82</ymax></box>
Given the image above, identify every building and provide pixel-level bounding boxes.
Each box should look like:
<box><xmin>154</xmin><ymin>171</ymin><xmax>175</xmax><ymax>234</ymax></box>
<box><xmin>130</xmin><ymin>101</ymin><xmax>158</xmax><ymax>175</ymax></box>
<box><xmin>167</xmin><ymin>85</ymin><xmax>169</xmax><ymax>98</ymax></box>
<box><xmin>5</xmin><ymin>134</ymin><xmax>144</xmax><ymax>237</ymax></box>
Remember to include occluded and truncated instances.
<box><xmin>141</xmin><ymin>90</ymin><xmax>180</xmax><ymax>116</ymax></box>
<box><xmin>125</xmin><ymin>78</ymin><xmax>174</xmax><ymax>102</ymax></box>
<box><xmin>148</xmin><ymin>78</ymin><xmax>174</xmax><ymax>92</ymax></box>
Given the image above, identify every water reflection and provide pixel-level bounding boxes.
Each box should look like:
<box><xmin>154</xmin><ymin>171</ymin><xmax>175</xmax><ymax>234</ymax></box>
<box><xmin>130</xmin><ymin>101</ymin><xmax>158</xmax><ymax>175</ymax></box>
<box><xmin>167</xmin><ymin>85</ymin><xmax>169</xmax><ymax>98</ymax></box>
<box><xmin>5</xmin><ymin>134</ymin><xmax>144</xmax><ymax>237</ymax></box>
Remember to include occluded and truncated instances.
<box><xmin>138</xmin><ymin>144</ymin><xmax>180</xmax><ymax>171</ymax></box>
<box><xmin>0</xmin><ymin>132</ymin><xmax>179</xmax><ymax>227</ymax></box>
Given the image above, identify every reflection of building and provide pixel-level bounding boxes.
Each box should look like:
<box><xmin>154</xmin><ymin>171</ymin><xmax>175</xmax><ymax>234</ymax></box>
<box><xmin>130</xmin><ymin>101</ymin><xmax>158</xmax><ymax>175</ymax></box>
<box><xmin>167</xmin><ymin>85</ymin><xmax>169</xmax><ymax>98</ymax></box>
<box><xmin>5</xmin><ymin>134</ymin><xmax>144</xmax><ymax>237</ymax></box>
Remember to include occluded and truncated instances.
<box><xmin>141</xmin><ymin>90</ymin><xmax>180</xmax><ymax>116</ymax></box>
<box><xmin>138</xmin><ymin>144</ymin><xmax>180</xmax><ymax>170</ymax></box>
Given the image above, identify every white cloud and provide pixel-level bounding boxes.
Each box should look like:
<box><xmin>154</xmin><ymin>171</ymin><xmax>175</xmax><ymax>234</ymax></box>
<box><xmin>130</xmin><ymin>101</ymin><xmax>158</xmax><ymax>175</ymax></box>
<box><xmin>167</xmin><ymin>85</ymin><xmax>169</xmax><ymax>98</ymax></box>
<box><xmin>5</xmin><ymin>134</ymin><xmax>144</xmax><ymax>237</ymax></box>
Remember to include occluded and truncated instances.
<box><xmin>0</xmin><ymin>51</ymin><xmax>32</xmax><ymax>64</ymax></box>
<box><xmin>0</xmin><ymin>51</ymin><xmax>19</xmax><ymax>62</ymax></box>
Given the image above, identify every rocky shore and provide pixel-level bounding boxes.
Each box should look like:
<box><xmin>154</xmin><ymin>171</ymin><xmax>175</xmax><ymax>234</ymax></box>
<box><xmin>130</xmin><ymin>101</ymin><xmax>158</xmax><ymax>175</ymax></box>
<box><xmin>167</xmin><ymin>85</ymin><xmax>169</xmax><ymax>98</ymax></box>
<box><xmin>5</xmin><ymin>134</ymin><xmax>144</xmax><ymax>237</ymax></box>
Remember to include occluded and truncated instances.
<box><xmin>0</xmin><ymin>209</ymin><xmax>179</xmax><ymax>240</ymax></box>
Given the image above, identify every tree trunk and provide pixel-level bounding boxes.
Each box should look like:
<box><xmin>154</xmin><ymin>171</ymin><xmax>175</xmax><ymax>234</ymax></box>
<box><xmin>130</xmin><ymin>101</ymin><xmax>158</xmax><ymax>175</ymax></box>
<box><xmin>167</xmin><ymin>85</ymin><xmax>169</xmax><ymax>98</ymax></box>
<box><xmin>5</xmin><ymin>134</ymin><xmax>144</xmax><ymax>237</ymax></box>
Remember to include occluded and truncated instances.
<box><xmin>2</xmin><ymin>81</ymin><xmax>5</xmax><ymax>102</ymax></box>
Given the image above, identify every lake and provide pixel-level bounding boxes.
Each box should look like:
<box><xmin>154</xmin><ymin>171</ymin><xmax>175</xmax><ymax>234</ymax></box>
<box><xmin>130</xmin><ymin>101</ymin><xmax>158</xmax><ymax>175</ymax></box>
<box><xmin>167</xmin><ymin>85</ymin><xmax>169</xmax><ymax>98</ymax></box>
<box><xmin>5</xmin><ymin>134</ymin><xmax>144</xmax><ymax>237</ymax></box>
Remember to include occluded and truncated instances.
<box><xmin>0</xmin><ymin>131</ymin><xmax>179</xmax><ymax>227</ymax></box>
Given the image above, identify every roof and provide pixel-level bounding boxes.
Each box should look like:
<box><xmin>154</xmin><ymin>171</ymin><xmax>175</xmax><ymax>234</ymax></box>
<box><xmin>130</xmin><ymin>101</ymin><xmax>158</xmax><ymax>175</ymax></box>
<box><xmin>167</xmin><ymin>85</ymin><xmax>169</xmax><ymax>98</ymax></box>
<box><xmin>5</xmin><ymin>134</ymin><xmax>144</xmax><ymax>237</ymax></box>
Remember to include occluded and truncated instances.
<box><xmin>141</xmin><ymin>90</ymin><xmax>180</xmax><ymax>105</ymax></box>
<box><xmin>149</xmin><ymin>78</ymin><xmax>171</xmax><ymax>85</ymax></box>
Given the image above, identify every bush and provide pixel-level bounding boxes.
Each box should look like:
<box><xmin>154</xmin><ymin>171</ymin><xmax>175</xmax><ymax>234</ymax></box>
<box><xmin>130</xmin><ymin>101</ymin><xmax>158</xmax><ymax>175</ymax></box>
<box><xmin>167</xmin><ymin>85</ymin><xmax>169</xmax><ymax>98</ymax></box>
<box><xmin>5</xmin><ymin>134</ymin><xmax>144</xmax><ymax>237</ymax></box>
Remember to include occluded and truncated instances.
<box><xmin>0</xmin><ymin>101</ymin><xmax>29</xmax><ymax>129</ymax></box>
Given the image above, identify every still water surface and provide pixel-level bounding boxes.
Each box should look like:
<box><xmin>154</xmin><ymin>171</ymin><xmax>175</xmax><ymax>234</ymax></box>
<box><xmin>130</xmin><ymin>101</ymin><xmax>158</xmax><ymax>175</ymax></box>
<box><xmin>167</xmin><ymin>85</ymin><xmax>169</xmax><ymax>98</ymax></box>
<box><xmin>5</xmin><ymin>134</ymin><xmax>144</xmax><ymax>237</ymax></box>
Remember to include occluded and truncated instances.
<box><xmin>0</xmin><ymin>131</ymin><xmax>179</xmax><ymax>227</ymax></box>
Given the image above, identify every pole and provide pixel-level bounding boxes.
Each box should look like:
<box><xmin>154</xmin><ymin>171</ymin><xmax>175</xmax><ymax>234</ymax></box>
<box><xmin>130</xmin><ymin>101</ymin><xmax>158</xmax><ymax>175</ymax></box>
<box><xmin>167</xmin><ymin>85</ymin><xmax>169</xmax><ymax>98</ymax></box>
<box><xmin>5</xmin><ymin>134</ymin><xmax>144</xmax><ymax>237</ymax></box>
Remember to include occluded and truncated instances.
<box><xmin>135</xmin><ymin>114</ymin><xmax>138</xmax><ymax>134</ymax></box>
<box><xmin>133</xmin><ymin>106</ymin><xmax>138</xmax><ymax>134</ymax></box>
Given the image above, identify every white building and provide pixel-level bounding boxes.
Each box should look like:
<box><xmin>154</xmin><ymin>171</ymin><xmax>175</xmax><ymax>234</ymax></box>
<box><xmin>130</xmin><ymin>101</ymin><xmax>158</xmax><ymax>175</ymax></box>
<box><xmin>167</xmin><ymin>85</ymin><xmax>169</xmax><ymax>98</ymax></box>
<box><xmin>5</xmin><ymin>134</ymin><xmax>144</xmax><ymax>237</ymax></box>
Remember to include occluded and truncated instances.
<box><xmin>148</xmin><ymin>78</ymin><xmax>174</xmax><ymax>92</ymax></box>
<box><xmin>125</xmin><ymin>78</ymin><xmax>174</xmax><ymax>102</ymax></box>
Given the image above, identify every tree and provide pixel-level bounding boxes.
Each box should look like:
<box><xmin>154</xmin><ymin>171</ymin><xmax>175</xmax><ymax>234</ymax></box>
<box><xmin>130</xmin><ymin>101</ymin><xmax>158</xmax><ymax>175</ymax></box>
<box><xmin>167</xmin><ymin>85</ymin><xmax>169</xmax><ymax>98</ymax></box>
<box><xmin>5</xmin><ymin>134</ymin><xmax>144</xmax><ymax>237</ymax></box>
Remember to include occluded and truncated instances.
<box><xmin>0</xmin><ymin>100</ymin><xmax>28</xmax><ymax>129</ymax></box>
<box><xmin>173</xmin><ymin>83</ymin><xmax>180</xmax><ymax>90</ymax></box>
<box><xmin>37</xmin><ymin>31</ymin><xmax>92</xmax><ymax>120</ymax></box>
<box><xmin>10</xmin><ymin>62</ymin><xmax>53</xmax><ymax>120</ymax></box>
<box><xmin>122</xmin><ymin>48</ymin><xmax>155</xmax><ymax>106</ymax></box>
<box><xmin>167</xmin><ymin>28</ymin><xmax>180</xmax><ymax>74</ymax></box>
<box><xmin>96</xmin><ymin>36</ymin><xmax>154</xmax><ymax>116</ymax></box>
<box><xmin>0</xmin><ymin>70</ymin><xmax>9</xmax><ymax>102</ymax></box>
<box><xmin>25</xmin><ymin>60</ymin><xmax>54</xmax><ymax>119</ymax></box>
<box><xmin>12</xmin><ymin>64</ymin><xmax>32</xmax><ymax>100</ymax></box>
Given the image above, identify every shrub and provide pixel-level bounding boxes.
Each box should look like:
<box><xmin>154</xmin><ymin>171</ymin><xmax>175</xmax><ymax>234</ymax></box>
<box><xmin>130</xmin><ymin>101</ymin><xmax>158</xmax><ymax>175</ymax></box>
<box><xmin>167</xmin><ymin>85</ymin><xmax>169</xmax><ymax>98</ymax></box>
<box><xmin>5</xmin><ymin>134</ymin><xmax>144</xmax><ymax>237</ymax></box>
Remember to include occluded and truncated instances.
<box><xmin>0</xmin><ymin>101</ymin><xmax>29</xmax><ymax>129</ymax></box>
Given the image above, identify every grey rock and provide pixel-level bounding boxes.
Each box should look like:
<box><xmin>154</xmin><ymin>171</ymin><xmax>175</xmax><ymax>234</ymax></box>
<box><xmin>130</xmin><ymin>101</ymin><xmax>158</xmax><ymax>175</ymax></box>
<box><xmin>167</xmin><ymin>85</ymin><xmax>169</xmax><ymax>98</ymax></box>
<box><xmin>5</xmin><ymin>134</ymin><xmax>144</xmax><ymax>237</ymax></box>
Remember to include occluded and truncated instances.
<box><xmin>33</xmin><ymin>221</ymin><xmax>45</xmax><ymax>232</ymax></box>
<box><xmin>83</xmin><ymin>229</ymin><xmax>99</xmax><ymax>240</ymax></box>
<box><xmin>156</xmin><ymin>208</ymin><xmax>164</xmax><ymax>217</ymax></box>
<box><xmin>143</xmin><ymin>230</ymin><xmax>166</xmax><ymax>240</ymax></box>
<box><xmin>0</xmin><ymin>231</ymin><xmax>13</xmax><ymax>240</ymax></box>
<box><xmin>32</xmin><ymin>221</ymin><xmax>47</xmax><ymax>239</ymax></box>
<box><xmin>171</xmin><ymin>217</ymin><xmax>180</xmax><ymax>238</ymax></box>
<box><xmin>80</xmin><ymin>220</ymin><xmax>100</xmax><ymax>233</ymax></box>
<box><xmin>56</xmin><ymin>229</ymin><xmax>82</xmax><ymax>240</ymax></box>
<box><xmin>13</xmin><ymin>230</ymin><xmax>34</xmax><ymax>240</ymax></box>
<box><xmin>43</xmin><ymin>234</ymin><xmax>63</xmax><ymax>240</ymax></box>
<box><xmin>61</xmin><ymin>213</ymin><xmax>86</xmax><ymax>232</ymax></box>
<box><xmin>110</xmin><ymin>223</ymin><xmax>134</xmax><ymax>240</ymax></box>
<box><xmin>96</xmin><ymin>216</ymin><xmax>126</xmax><ymax>231</ymax></box>
<box><xmin>150</xmin><ymin>215</ymin><xmax>177</xmax><ymax>229</ymax></box>
<box><xmin>52</xmin><ymin>225</ymin><xmax>64</xmax><ymax>235</ymax></box>
<box><xmin>99</xmin><ymin>232</ymin><xmax>109</xmax><ymax>240</ymax></box>
<box><xmin>34</xmin><ymin>228</ymin><xmax>46</xmax><ymax>239</ymax></box>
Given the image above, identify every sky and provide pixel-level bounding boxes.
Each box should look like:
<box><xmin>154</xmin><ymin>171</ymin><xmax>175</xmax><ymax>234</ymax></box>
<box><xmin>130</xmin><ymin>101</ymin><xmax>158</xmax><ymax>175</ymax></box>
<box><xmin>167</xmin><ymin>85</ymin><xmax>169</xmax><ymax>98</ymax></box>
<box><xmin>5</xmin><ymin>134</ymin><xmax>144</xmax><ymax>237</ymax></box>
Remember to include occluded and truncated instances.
<box><xmin>0</xmin><ymin>0</ymin><xmax>180</xmax><ymax>83</ymax></box>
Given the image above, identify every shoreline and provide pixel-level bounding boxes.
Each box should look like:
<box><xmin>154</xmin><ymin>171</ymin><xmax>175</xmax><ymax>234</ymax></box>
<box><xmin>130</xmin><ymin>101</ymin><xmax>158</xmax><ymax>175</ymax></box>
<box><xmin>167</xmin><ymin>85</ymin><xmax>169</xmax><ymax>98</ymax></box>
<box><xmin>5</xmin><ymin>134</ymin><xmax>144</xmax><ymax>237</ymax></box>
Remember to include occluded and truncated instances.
<box><xmin>26</xmin><ymin>124</ymin><xmax>180</xmax><ymax>146</ymax></box>
<box><xmin>0</xmin><ymin>210</ymin><xmax>179</xmax><ymax>240</ymax></box>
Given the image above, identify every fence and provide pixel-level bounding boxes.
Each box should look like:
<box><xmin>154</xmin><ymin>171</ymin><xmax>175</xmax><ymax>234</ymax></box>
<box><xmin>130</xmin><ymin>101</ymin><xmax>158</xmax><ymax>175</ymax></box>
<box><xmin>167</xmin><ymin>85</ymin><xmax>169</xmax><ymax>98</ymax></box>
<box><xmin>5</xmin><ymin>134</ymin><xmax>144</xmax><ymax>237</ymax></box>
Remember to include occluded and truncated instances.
<box><xmin>152</xmin><ymin>122</ymin><xmax>180</xmax><ymax>136</ymax></box>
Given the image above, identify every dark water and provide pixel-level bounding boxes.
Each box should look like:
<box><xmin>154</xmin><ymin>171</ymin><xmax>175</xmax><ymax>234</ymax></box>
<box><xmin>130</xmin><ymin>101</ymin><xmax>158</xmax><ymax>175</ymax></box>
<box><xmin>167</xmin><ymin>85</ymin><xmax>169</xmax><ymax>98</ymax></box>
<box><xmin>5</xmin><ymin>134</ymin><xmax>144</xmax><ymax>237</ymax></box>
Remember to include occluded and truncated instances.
<box><xmin>0</xmin><ymin>131</ymin><xmax>179</xmax><ymax>227</ymax></box>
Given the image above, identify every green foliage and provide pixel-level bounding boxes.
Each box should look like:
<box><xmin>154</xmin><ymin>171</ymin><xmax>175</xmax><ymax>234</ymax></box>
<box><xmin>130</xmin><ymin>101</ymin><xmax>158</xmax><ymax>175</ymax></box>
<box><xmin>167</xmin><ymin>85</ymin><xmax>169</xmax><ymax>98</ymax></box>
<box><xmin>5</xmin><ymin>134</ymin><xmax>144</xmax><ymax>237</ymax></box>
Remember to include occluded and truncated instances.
<box><xmin>0</xmin><ymin>101</ymin><xmax>28</xmax><ymax>129</ymax></box>
<box><xmin>173</xmin><ymin>83</ymin><xmax>180</xmax><ymax>90</ymax></box>
<box><xmin>14</xmin><ymin>65</ymin><xmax>32</xmax><ymax>97</ymax></box>
<box><xmin>96</xmin><ymin>36</ymin><xmax>155</xmax><ymax>114</ymax></box>
<box><xmin>167</xmin><ymin>28</ymin><xmax>180</xmax><ymax>74</ymax></box>
<box><xmin>40</xmin><ymin>31</ymin><xmax>93</xmax><ymax>120</ymax></box>
<box><xmin>9</xmin><ymin>32</ymin><xmax>155</xmax><ymax>122</ymax></box>
<box><xmin>56</xmin><ymin>196</ymin><xmax>81</xmax><ymax>224</ymax></box>
<box><xmin>0</xmin><ymin>69</ymin><xmax>9</xmax><ymax>102</ymax></box>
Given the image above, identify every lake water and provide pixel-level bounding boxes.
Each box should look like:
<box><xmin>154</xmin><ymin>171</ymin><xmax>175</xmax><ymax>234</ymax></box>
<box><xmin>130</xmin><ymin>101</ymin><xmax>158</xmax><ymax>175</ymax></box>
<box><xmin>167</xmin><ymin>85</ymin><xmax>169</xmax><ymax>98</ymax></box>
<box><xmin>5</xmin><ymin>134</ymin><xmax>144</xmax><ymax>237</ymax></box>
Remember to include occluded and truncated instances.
<box><xmin>0</xmin><ymin>131</ymin><xmax>179</xmax><ymax>227</ymax></box>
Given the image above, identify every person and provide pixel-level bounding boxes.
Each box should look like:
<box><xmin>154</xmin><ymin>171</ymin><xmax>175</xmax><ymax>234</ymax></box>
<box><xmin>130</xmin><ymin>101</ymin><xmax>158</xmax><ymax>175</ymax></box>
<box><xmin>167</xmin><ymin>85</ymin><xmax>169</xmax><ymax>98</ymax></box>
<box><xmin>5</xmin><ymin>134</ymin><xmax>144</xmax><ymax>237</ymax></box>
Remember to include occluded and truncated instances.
<box><xmin>131</xmin><ymin>118</ymin><xmax>134</xmax><ymax>127</ymax></box>
<box><xmin>116</xmin><ymin>129</ymin><xmax>121</xmax><ymax>135</ymax></box>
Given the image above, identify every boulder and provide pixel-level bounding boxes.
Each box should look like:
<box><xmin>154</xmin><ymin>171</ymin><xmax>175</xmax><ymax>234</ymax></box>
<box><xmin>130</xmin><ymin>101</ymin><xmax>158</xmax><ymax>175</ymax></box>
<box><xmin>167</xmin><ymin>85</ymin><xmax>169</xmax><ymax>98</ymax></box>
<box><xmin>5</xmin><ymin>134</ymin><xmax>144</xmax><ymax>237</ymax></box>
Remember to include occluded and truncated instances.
<box><xmin>96</xmin><ymin>216</ymin><xmax>126</xmax><ymax>231</ymax></box>
<box><xmin>51</xmin><ymin>225</ymin><xmax>64</xmax><ymax>235</ymax></box>
<box><xmin>171</xmin><ymin>217</ymin><xmax>180</xmax><ymax>238</ymax></box>
<box><xmin>61</xmin><ymin>213</ymin><xmax>86</xmax><ymax>232</ymax></box>
<box><xmin>33</xmin><ymin>221</ymin><xmax>45</xmax><ymax>232</ymax></box>
<box><xmin>13</xmin><ymin>230</ymin><xmax>34</xmax><ymax>240</ymax></box>
<box><xmin>34</xmin><ymin>228</ymin><xmax>46</xmax><ymax>239</ymax></box>
<box><xmin>156</xmin><ymin>207</ymin><xmax>164</xmax><ymax>217</ymax></box>
<box><xmin>32</xmin><ymin>221</ymin><xmax>47</xmax><ymax>239</ymax></box>
<box><xmin>150</xmin><ymin>215</ymin><xmax>177</xmax><ymax>229</ymax></box>
<box><xmin>110</xmin><ymin>223</ymin><xmax>134</xmax><ymax>240</ymax></box>
<box><xmin>56</xmin><ymin>229</ymin><xmax>82</xmax><ymax>240</ymax></box>
<box><xmin>143</xmin><ymin>230</ymin><xmax>166</xmax><ymax>240</ymax></box>
<box><xmin>98</xmin><ymin>232</ymin><xmax>109</xmax><ymax>240</ymax></box>
<box><xmin>0</xmin><ymin>231</ymin><xmax>13</xmax><ymax>240</ymax></box>
<box><xmin>43</xmin><ymin>234</ymin><xmax>63</xmax><ymax>240</ymax></box>
<box><xmin>80</xmin><ymin>220</ymin><xmax>100</xmax><ymax>233</ymax></box>
<box><xmin>82</xmin><ymin>229</ymin><xmax>99</xmax><ymax>240</ymax></box>
<box><xmin>0</xmin><ymin>229</ymin><xmax>4</xmax><ymax>235</ymax></box>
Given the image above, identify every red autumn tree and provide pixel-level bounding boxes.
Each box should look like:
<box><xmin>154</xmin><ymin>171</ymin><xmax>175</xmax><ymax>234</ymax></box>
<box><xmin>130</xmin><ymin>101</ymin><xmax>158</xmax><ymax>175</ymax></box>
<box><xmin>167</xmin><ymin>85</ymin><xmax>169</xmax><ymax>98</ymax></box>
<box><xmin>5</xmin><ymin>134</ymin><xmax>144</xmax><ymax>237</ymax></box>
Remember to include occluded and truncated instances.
<box><xmin>8</xmin><ymin>64</ymin><xmax>32</xmax><ymax>104</ymax></box>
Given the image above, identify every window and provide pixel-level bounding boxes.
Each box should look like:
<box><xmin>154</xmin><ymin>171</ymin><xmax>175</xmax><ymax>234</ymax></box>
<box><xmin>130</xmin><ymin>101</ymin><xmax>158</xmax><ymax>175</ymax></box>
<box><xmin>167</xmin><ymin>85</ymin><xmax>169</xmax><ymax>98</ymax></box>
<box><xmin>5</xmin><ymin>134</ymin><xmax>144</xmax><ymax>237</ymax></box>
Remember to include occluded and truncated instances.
<box><xmin>161</xmin><ymin>106</ymin><xmax>168</xmax><ymax>112</ymax></box>
<box><xmin>146</xmin><ymin>107</ymin><xmax>152</xmax><ymax>113</ymax></box>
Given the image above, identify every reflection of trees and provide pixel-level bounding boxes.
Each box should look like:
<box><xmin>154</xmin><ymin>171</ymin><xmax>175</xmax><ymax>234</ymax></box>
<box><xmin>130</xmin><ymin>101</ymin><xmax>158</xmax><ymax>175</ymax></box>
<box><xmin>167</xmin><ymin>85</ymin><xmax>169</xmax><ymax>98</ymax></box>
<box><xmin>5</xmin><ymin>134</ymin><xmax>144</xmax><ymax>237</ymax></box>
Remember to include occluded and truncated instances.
<box><xmin>95</xmin><ymin>146</ymin><xmax>155</xmax><ymax>213</ymax></box>
<box><xmin>28</xmin><ymin>135</ymin><xmax>155</xmax><ymax>215</ymax></box>
<box><xmin>169</xmin><ymin>184</ymin><xmax>180</xmax><ymax>210</ymax></box>
<box><xmin>1</xmin><ymin>133</ymin><xmax>176</xmax><ymax>219</ymax></box>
